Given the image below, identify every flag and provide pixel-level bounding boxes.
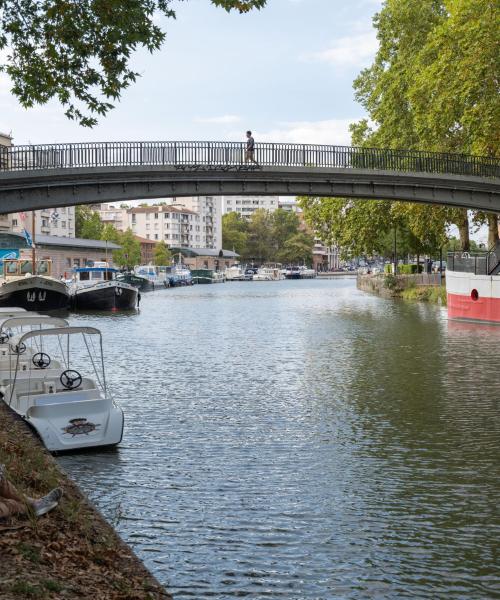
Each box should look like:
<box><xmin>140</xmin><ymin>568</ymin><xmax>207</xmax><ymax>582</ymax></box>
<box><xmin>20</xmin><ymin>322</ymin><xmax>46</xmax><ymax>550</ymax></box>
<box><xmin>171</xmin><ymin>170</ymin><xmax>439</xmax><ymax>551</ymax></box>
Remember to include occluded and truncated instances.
<box><xmin>22</xmin><ymin>228</ymin><xmax>34</xmax><ymax>248</ymax></box>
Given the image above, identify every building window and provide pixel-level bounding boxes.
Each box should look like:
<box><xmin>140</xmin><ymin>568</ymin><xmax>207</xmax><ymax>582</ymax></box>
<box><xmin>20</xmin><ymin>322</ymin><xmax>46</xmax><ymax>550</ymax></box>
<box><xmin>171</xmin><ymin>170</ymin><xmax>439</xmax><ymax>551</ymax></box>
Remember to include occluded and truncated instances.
<box><xmin>66</xmin><ymin>258</ymin><xmax>72</xmax><ymax>267</ymax></box>
<box><xmin>165</xmin><ymin>234</ymin><xmax>170</xmax><ymax>239</ymax></box>
<box><xmin>154</xmin><ymin>234</ymin><xmax>158</xmax><ymax>240</ymax></box>
<box><xmin>146</xmin><ymin>234</ymin><xmax>150</xmax><ymax>239</ymax></box>
<box><xmin>42</xmin><ymin>218</ymin><xmax>48</xmax><ymax>227</ymax></box>
<box><xmin>146</xmin><ymin>223</ymin><xmax>150</xmax><ymax>230</ymax></box>
<box><xmin>164</xmin><ymin>213</ymin><xmax>170</xmax><ymax>218</ymax></box>
<box><xmin>62</xmin><ymin>221</ymin><xmax>66</xmax><ymax>228</ymax></box>
<box><xmin>132</xmin><ymin>214</ymin><xmax>136</xmax><ymax>223</ymax></box>
<box><xmin>73</xmin><ymin>259</ymin><xmax>80</xmax><ymax>267</ymax></box>
<box><xmin>154</xmin><ymin>213</ymin><xmax>158</xmax><ymax>219</ymax></box>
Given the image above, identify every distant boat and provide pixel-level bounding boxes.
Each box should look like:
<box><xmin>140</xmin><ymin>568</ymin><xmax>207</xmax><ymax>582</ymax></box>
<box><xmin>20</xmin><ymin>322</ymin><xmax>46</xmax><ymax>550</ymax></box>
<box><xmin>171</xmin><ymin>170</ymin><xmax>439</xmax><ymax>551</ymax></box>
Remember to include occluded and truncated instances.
<box><xmin>133</xmin><ymin>265</ymin><xmax>170</xmax><ymax>288</ymax></box>
<box><xmin>225</xmin><ymin>264</ymin><xmax>245</xmax><ymax>281</ymax></box>
<box><xmin>285</xmin><ymin>266</ymin><xmax>301</xmax><ymax>279</ymax></box>
<box><xmin>69</xmin><ymin>263</ymin><xmax>138</xmax><ymax>310</ymax></box>
<box><xmin>298</xmin><ymin>266</ymin><xmax>316</xmax><ymax>279</ymax></box>
<box><xmin>191</xmin><ymin>269</ymin><xmax>226</xmax><ymax>284</ymax></box>
<box><xmin>253</xmin><ymin>264</ymin><xmax>285</xmax><ymax>281</ymax></box>
<box><xmin>168</xmin><ymin>263</ymin><xmax>193</xmax><ymax>286</ymax></box>
<box><xmin>0</xmin><ymin>259</ymin><xmax>69</xmax><ymax>311</ymax></box>
<box><xmin>116</xmin><ymin>271</ymin><xmax>155</xmax><ymax>292</ymax></box>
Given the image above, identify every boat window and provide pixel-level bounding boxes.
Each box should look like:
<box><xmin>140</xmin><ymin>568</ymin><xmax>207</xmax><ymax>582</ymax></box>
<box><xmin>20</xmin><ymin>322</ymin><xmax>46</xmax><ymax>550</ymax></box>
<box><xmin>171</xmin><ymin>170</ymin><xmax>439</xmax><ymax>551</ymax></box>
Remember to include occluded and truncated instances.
<box><xmin>20</xmin><ymin>260</ymin><xmax>33</xmax><ymax>274</ymax></box>
<box><xmin>5</xmin><ymin>261</ymin><xmax>19</xmax><ymax>275</ymax></box>
<box><xmin>79</xmin><ymin>271</ymin><xmax>90</xmax><ymax>281</ymax></box>
<box><xmin>91</xmin><ymin>271</ymin><xmax>103</xmax><ymax>280</ymax></box>
<box><xmin>104</xmin><ymin>271</ymin><xmax>113</xmax><ymax>281</ymax></box>
<box><xmin>36</xmin><ymin>261</ymin><xmax>50</xmax><ymax>275</ymax></box>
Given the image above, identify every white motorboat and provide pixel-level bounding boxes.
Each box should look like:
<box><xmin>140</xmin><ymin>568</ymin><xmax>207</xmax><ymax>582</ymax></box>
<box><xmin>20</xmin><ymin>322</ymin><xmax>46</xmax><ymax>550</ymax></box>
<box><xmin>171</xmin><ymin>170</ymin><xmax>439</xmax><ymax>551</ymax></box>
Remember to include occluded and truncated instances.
<box><xmin>3</xmin><ymin>326</ymin><xmax>124</xmax><ymax>452</ymax></box>
<box><xmin>253</xmin><ymin>265</ymin><xmax>285</xmax><ymax>281</ymax></box>
<box><xmin>298</xmin><ymin>266</ymin><xmax>316</xmax><ymax>279</ymax></box>
<box><xmin>133</xmin><ymin>265</ymin><xmax>170</xmax><ymax>288</ymax></box>
<box><xmin>225</xmin><ymin>265</ymin><xmax>245</xmax><ymax>281</ymax></box>
<box><xmin>0</xmin><ymin>315</ymin><xmax>69</xmax><ymax>390</ymax></box>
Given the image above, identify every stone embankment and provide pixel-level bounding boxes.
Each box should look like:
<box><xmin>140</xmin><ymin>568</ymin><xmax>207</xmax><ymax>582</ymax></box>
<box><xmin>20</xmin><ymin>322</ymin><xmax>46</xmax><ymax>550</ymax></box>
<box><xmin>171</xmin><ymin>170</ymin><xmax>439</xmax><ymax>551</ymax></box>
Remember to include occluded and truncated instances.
<box><xmin>0</xmin><ymin>402</ymin><xmax>172</xmax><ymax>600</ymax></box>
<box><xmin>357</xmin><ymin>273</ymin><xmax>446</xmax><ymax>304</ymax></box>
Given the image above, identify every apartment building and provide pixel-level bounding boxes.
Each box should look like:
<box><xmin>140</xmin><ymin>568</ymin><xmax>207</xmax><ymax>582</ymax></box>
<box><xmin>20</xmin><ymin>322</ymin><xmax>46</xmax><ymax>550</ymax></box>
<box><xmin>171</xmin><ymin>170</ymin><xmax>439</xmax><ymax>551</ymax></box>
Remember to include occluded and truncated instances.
<box><xmin>165</xmin><ymin>196</ymin><xmax>222</xmax><ymax>249</ymax></box>
<box><xmin>9</xmin><ymin>207</ymin><xmax>75</xmax><ymax>238</ymax></box>
<box><xmin>129</xmin><ymin>205</ymin><xmax>209</xmax><ymax>249</ymax></box>
<box><xmin>222</xmin><ymin>196</ymin><xmax>279</xmax><ymax>218</ymax></box>
<box><xmin>98</xmin><ymin>203</ymin><xmax>128</xmax><ymax>231</ymax></box>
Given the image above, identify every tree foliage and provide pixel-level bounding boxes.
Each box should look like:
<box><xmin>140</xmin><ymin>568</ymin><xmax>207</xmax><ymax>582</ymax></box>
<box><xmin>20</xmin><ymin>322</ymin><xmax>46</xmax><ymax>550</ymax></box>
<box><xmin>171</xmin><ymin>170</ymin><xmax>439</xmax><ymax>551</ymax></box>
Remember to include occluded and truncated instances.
<box><xmin>306</xmin><ymin>0</ymin><xmax>500</xmax><ymax>255</ymax></box>
<box><xmin>77</xmin><ymin>207</ymin><xmax>104</xmax><ymax>240</ymax></box>
<box><xmin>222</xmin><ymin>208</ymin><xmax>315</xmax><ymax>264</ymax></box>
<box><xmin>153</xmin><ymin>240</ymin><xmax>172</xmax><ymax>265</ymax></box>
<box><xmin>112</xmin><ymin>229</ymin><xmax>141</xmax><ymax>269</ymax></box>
<box><xmin>0</xmin><ymin>0</ymin><xmax>267</xmax><ymax>126</ymax></box>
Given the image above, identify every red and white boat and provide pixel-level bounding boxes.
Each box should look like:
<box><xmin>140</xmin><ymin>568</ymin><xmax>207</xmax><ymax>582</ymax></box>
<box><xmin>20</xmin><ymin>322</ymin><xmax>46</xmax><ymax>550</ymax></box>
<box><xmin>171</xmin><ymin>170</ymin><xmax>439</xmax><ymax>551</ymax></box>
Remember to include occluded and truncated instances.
<box><xmin>446</xmin><ymin>250</ymin><xmax>500</xmax><ymax>323</ymax></box>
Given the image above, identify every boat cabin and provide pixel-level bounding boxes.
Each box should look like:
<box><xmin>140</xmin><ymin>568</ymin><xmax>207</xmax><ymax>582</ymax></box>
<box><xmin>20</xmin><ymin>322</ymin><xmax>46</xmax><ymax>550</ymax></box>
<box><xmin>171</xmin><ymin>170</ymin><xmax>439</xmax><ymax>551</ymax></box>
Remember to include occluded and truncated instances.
<box><xmin>72</xmin><ymin>265</ymin><xmax>118</xmax><ymax>284</ymax></box>
<box><xmin>3</xmin><ymin>259</ymin><xmax>53</xmax><ymax>278</ymax></box>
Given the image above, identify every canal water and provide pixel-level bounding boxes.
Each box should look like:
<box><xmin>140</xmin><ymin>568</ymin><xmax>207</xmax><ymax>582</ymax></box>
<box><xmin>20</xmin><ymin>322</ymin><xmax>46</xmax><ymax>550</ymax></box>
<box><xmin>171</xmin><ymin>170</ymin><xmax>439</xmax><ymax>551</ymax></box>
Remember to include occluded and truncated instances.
<box><xmin>58</xmin><ymin>279</ymin><xmax>500</xmax><ymax>600</ymax></box>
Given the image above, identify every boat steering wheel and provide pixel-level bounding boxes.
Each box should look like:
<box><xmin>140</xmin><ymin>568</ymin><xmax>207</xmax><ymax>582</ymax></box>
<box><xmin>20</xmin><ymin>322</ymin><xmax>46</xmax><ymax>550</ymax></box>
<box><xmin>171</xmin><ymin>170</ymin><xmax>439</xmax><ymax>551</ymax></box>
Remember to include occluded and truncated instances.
<box><xmin>0</xmin><ymin>332</ymin><xmax>9</xmax><ymax>344</ymax></box>
<box><xmin>32</xmin><ymin>352</ymin><xmax>51</xmax><ymax>369</ymax></box>
<box><xmin>60</xmin><ymin>369</ymin><xmax>82</xmax><ymax>390</ymax></box>
<box><xmin>12</xmin><ymin>342</ymin><xmax>26</xmax><ymax>355</ymax></box>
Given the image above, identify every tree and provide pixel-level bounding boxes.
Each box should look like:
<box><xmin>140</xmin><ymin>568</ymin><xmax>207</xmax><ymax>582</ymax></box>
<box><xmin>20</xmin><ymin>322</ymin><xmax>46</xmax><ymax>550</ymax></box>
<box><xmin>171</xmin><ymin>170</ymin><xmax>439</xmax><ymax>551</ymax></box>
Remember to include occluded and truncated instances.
<box><xmin>246</xmin><ymin>209</ymin><xmax>274</xmax><ymax>262</ymax></box>
<box><xmin>276</xmin><ymin>232</ymin><xmax>315</xmax><ymax>265</ymax></box>
<box><xmin>349</xmin><ymin>0</ymin><xmax>486</xmax><ymax>251</ymax></box>
<box><xmin>0</xmin><ymin>0</ymin><xmax>266</xmax><ymax>127</ymax></box>
<box><xmin>271</xmin><ymin>209</ymin><xmax>300</xmax><ymax>250</ymax></box>
<box><xmin>79</xmin><ymin>210</ymin><xmax>104</xmax><ymax>240</ymax></box>
<box><xmin>222</xmin><ymin>212</ymin><xmax>249</xmax><ymax>256</ymax></box>
<box><xmin>153</xmin><ymin>241</ymin><xmax>172</xmax><ymax>265</ymax></box>
<box><xmin>112</xmin><ymin>229</ymin><xmax>141</xmax><ymax>269</ymax></box>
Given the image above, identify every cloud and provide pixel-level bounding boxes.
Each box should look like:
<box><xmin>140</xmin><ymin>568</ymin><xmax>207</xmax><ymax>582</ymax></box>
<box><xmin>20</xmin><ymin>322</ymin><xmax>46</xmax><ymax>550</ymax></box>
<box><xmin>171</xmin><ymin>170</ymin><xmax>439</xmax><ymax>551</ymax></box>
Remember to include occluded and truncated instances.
<box><xmin>246</xmin><ymin>119</ymin><xmax>357</xmax><ymax>146</ymax></box>
<box><xmin>305</xmin><ymin>32</ymin><xmax>378</xmax><ymax>69</ymax></box>
<box><xmin>194</xmin><ymin>114</ymin><xmax>241</xmax><ymax>125</ymax></box>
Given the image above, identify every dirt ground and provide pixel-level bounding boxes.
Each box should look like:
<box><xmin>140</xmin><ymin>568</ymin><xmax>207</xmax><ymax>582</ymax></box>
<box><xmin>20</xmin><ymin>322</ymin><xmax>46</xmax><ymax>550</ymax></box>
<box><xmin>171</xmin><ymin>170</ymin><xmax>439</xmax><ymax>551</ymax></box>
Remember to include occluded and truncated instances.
<box><xmin>0</xmin><ymin>402</ymin><xmax>172</xmax><ymax>600</ymax></box>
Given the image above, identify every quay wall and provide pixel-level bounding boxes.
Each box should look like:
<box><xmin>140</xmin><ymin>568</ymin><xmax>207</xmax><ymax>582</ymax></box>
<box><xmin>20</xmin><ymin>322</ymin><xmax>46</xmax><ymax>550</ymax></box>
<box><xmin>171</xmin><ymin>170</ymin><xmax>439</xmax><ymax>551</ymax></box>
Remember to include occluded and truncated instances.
<box><xmin>357</xmin><ymin>273</ymin><xmax>442</xmax><ymax>298</ymax></box>
<box><xmin>0</xmin><ymin>402</ymin><xmax>172</xmax><ymax>600</ymax></box>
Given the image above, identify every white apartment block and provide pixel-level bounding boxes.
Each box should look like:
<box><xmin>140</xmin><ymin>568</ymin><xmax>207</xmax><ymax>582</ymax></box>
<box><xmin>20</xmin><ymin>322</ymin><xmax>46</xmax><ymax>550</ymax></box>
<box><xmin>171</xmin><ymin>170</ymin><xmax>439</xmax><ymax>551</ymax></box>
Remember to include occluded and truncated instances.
<box><xmin>129</xmin><ymin>204</ymin><xmax>218</xmax><ymax>250</ymax></box>
<box><xmin>97</xmin><ymin>203</ymin><xmax>128</xmax><ymax>231</ymax></box>
<box><xmin>165</xmin><ymin>196</ymin><xmax>222</xmax><ymax>250</ymax></box>
<box><xmin>9</xmin><ymin>206</ymin><xmax>75</xmax><ymax>238</ymax></box>
<box><xmin>222</xmin><ymin>196</ymin><xmax>279</xmax><ymax>218</ymax></box>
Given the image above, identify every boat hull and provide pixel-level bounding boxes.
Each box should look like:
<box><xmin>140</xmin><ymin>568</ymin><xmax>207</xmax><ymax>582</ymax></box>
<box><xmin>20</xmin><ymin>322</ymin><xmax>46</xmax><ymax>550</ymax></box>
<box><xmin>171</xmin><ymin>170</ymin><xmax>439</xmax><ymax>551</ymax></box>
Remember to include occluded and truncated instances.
<box><xmin>0</xmin><ymin>277</ymin><xmax>69</xmax><ymax>311</ymax></box>
<box><xmin>24</xmin><ymin>399</ymin><xmax>124</xmax><ymax>452</ymax></box>
<box><xmin>71</xmin><ymin>283</ymin><xmax>138</xmax><ymax>311</ymax></box>
<box><xmin>446</xmin><ymin>270</ymin><xmax>500</xmax><ymax>323</ymax></box>
<box><xmin>117</xmin><ymin>273</ymin><xmax>156</xmax><ymax>292</ymax></box>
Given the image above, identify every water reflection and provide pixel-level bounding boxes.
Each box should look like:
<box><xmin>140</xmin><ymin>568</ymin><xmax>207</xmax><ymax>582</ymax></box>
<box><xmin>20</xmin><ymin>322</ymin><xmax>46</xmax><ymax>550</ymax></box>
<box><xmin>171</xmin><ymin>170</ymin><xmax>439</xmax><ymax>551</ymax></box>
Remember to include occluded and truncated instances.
<box><xmin>58</xmin><ymin>279</ymin><xmax>500</xmax><ymax>599</ymax></box>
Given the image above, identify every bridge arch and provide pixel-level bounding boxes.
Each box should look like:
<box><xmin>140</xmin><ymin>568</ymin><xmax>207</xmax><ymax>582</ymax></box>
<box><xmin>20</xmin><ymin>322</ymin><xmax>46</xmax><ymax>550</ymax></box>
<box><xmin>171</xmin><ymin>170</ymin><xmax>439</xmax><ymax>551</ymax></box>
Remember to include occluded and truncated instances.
<box><xmin>0</xmin><ymin>141</ymin><xmax>498</xmax><ymax>213</ymax></box>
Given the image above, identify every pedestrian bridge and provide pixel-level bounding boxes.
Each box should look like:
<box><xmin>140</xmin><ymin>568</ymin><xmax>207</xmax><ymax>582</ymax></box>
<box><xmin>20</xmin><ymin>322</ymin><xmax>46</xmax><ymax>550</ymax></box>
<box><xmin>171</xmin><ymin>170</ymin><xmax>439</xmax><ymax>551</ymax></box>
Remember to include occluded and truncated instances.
<box><xmin>0</xmin><ymin>141</ymin><xmax>498</xmax><ymax>213</ymax></box>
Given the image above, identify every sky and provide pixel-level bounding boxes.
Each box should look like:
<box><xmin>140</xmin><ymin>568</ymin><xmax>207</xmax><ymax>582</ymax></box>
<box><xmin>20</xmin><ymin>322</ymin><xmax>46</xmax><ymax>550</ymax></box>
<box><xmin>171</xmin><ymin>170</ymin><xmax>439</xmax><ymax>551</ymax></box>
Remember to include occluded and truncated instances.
<box><xmin>0</xmin><ymin>0</ymin><xmax>382</xmax><ymax>146</ymax></box>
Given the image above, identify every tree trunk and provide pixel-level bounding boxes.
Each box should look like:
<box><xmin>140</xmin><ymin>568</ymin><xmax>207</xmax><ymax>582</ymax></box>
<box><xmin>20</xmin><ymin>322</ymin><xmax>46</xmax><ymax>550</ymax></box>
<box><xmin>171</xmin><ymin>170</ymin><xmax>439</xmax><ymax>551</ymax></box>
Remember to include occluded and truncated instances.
<box><xmin>487</xmin><ymin>214</ymin><xmax>499</xmax><ymax>248</ymax></box>
<box><xmin>458</xmin><ymin>212</ymin><xmax>470</xmax><ymax>251</ymax></box>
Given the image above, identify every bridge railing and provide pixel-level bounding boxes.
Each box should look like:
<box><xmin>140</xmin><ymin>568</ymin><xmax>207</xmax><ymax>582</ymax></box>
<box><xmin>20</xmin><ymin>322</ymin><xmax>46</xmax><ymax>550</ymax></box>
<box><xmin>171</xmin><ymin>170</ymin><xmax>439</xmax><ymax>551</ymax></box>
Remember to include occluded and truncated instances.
<box><xmin>0</xmin><ymin>141</ymin><xmax>498</xmax><ymax>177</ymax></box>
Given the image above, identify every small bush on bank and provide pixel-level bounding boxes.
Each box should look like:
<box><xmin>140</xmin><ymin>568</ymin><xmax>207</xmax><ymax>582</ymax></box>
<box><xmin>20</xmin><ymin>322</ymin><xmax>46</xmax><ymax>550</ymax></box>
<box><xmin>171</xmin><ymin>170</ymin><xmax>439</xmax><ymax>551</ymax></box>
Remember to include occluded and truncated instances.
<box><xmin>402</xmin><ymin>285</ymin><xmax>447</xmax><ymax>305</ymax></box>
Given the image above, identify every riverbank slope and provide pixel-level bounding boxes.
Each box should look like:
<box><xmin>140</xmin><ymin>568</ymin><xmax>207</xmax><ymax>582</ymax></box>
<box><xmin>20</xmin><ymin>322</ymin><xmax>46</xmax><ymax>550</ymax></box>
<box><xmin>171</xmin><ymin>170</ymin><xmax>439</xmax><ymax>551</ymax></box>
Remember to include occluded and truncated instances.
<box><xmin>0</xmin><ymin>402</ymin><xmax>171</xmax><ymax>600</ymax></box>
<box><xmin>357</xmin><ymin>273</ymin><xmax>446</xmax><ymax>305</ymax></box>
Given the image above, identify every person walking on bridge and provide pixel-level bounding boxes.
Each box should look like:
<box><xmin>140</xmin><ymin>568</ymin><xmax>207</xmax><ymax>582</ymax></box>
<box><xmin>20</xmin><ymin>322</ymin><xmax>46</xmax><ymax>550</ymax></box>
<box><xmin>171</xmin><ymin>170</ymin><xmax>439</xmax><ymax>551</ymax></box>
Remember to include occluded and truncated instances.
<box><xmin>245</xmin><ymin>130</ymin><xmax>258</xmax><ymax>165</ymax></box>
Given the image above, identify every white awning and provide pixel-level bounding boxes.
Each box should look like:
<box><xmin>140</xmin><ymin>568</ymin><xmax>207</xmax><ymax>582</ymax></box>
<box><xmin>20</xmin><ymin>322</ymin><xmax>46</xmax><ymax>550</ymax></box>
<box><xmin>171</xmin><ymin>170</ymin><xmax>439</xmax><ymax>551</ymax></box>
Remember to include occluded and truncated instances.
<box><xmin>0</xmin><ymin>316</ymin><xmax>69</xmax><ymax>332</ymax></box>
<box><xmin>9</xmin><ymin>326</ymin><xmax>102</xmax><ymax>347</ymax></box>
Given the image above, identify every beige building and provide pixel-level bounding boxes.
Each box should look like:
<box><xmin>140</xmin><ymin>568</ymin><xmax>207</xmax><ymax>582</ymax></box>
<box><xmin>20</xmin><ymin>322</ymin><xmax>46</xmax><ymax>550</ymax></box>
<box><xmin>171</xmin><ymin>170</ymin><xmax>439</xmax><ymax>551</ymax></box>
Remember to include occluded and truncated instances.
<box><xmin>9</xmin><ymin>207</ymin><xmax>75</xmax><ymax>238</ymax></box>
<box><xmin>98</xmin><ymin>203</ymin><xmax>129</xmax><ymax>231</ymax></box>
<box><xmin>222</xmin><ymin>195</ymin><xmax>279</xmax><ymax>218</ymax></box>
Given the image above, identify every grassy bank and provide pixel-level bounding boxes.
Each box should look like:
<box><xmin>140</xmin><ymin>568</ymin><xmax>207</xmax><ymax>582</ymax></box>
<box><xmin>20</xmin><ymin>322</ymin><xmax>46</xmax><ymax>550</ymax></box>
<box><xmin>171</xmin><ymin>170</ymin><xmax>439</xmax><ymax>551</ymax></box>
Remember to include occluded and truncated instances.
<box><xmin>0</xmin><ymin>403</ymin><xmax>171</xmax><ymax>600</ymax></box>
<box><xmin>401</xmin><ymin>285</ymin><xmax>447</xmax><ymax>305</ymax></box>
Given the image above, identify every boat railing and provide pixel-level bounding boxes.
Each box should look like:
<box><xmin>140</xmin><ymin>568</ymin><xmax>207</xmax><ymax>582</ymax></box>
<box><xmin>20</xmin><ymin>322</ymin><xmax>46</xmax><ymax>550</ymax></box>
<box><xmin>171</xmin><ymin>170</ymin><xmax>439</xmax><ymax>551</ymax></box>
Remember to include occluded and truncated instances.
<box><xmin>447</xmin><ymin>251</ymin><xmax>498</xmax><ymax>275</ymax></box>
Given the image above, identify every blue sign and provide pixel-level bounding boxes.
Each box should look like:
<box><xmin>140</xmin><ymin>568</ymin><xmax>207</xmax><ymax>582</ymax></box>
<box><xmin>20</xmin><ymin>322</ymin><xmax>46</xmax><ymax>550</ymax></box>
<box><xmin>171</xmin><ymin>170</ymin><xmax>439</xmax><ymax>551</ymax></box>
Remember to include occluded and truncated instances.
<box><xmin>0</xmin><ymin>249</ymin><xmax>19</xmax><ymax>260</ymax></box>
